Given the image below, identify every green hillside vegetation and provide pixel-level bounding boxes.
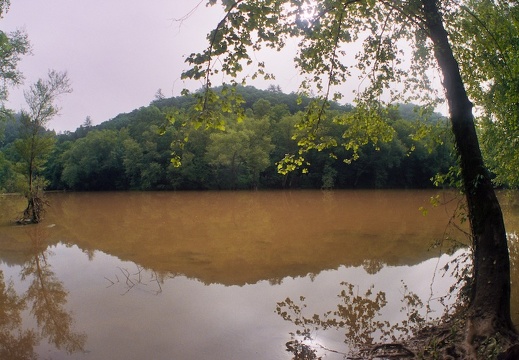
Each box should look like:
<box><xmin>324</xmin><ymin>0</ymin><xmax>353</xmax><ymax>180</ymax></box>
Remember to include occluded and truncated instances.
<box><xmin>0</xmin><ymin>86</ymin><xmax>455</xmax><ymax>192</ymax></box>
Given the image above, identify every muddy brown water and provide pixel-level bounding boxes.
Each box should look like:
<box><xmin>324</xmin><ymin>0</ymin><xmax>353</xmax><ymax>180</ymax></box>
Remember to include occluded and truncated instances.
<box><xmin>0</xmin><ymin>190</ymin><xmax>517</xmax><ymax>359</ymax></box>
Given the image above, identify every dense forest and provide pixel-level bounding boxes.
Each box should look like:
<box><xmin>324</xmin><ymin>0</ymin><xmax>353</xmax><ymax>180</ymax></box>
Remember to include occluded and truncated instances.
<box><xmin>0</xmin><ymin>86</ymin><xmax>455</xmax><ymax>192</ymax></box>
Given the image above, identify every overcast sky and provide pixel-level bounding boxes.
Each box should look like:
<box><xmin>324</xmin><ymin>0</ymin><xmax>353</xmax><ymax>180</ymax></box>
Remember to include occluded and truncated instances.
<box><xmin>1</xmin><ymin>0</ymin><xmax>304</xmax><ymax>132</ymax></box>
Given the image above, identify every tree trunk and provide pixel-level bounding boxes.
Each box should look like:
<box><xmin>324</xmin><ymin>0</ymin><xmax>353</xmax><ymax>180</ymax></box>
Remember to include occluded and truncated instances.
<box><xmin>422</xmin><ymin>0</ymin><xmax>515</xmax><ymax>337</ymax></box>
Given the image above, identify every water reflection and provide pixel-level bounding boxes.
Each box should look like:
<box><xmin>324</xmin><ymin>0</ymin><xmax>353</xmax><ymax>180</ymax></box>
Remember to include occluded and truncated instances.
<box><xmin>0</xmin><ymin>190</ymin><xmax>517</xmax><ymax>359</ymax></box>
<box><xmin>0</xmin><ymin>271</ymin><xmax>37</xmax><ymax>360</ymax></box>
<box><xmin>276</xmin><ymin>262</ymin><xmax>456</xmax><ymax>359</ymax></box>
<box><xmin>276</xmin><ymin>232</ymin><xmax>519</xmax><ymax>359</ymax></box>
<box><xmin>8</xmin><ymin>190</ymin><xmax>468</xmax><ymax>285</ymax></box>
<box><xmin>104</xmin><ymin>264</ymin><xmax>168</xmax><ymax>295</ymax></box>
<box><xmin>0</xmin><ymin>226</ymin><xmax>86</xmax><ymax>358</ymax></box>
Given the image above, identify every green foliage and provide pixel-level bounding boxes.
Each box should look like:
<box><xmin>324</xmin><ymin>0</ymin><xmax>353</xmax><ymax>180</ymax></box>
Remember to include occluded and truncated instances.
<box><xmin>432</xmin><ymin>166</ymin><xmax>463</xmax><ymax>190</ymax></box>
<box><xmin>13</xmin><ymin>71</ymin><xmax>71</xmax><ymax>193</ymax></box>
<box><xmin>0</xmin><ymin>149</ymin><xmax>20</xmax><ymax>192</ymax></box>
<box><xmin>12</xmin><ymin>113</ymin><xmax>55</xmax><ymax>195</ymax></box>
<box><xmin>205</xmin><ymin>116</ymin><xmax>273</xmax><ymax>189</ymax></box>
<box><xmin>451</xmin><ymin>0</ymin><xmax>519</xmax><ymax>187</ymax></box>
<box><xmin>321</xmin><ymin>164</ymin><xmax>337</xmax><ymax>189</ymax></box>
<box><xmin>0</xmin><ymin>2</ymin><xmax>30</xmax><ymax>155</ymax></box>
<box><xmin>0</xmin><ymin>23</ymin><xmax>30</xmax><ymax>107</ymax></box>
<box><xmin>1</xmin><ymin>86</ymin><xmax>455</xmax><ymax>191</ymax></box>
<box><xmin>61</xmin><ymin>129</ymin><xmax>130</xmax><ymax>190</ymax></box>
<box><xmin>180</xmin><ymin>0</ymin><xmax>449</xmax><ymax>175</ymax></box>
<box><xmin>1</xmin><ymin>71</ymin><xmax>70</xmax><ymax>222</ymax></box>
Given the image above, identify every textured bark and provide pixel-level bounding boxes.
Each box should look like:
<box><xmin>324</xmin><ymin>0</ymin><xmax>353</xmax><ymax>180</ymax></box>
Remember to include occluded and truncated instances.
<box><xmin>422</xmin><ymin>0</ymin><xmax>515</xmax><ymax>336</ymax></box>
<box><xmin>19</xmin><ymin>195</ymin><xmax>46</xmax><ymax>224</ymax></box>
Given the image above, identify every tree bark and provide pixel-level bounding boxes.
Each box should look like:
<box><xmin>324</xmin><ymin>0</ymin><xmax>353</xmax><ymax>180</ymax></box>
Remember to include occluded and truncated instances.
<box><xmin>422</xmin><ymin>0</ymin><xmax>515</xmax><ymax>336</ymax></box>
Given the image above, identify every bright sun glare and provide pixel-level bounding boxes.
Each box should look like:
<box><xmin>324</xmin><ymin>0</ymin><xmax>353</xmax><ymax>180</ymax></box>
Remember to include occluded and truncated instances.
<box><xmin>301</xmin><ymin>1</ymin><xmax>318</xmax><ymax>21</ymax></box>
<box><xmin>288</xmin><ymin>0</ymin><xmax>318</xmax><ymax>22</ymax></box>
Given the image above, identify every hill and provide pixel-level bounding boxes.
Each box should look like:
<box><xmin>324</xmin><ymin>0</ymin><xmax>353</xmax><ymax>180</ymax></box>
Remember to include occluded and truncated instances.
<box><xmin>0</xmin><ymin>86</ymin><xmax>455</xmax><ymax>192</ymax></box>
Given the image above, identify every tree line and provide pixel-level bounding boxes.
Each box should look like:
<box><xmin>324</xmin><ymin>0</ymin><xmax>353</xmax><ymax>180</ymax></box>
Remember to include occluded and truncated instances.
<box><xmin>1</xmin><ymin>86</ymin><xmax>456</xmax><ymax>192</ymax></box>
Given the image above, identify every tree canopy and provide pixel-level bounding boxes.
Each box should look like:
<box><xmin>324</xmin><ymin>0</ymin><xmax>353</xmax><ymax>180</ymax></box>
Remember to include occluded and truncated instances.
<box><xmin>452</xmin><ymin>0</ymin><xmax>519</xmax><ymax>188</ymax></box>
<box><xmin>0</xmin><ymin>0</ymin><xmax>30</xmax><ymax>120</ymax></box>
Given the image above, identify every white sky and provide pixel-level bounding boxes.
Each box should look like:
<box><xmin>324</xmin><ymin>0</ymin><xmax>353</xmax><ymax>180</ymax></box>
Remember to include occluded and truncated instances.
<box><xmin>1</xmin><ymin>0</ymin><xmax>304</xmax><ymax>132</ymax></box>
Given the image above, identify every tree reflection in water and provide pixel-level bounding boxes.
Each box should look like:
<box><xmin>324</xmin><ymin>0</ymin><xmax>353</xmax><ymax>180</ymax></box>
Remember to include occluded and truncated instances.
<box><xmin>276</xmin><ymin>228</ymin><xmax>519</xmax><ymax>360</ymax></box>
<box><xmin>0</xmin><ymin>271</ymin><xmax>37</xmax><ymax>360</ymax></box>
<box><xmin>0</xmin><ymin>227</ymin><xmax>87</xmax><ymax>356</ymax></box>
<box><xmin>277</xmin><ymin>280</ymin><xmax>431</xmax><ymax>359</ymax></box>
<box><xmin>104</xmin><ymin>264</ymin><xmax>169</xmax><ymax>295</ymax></box>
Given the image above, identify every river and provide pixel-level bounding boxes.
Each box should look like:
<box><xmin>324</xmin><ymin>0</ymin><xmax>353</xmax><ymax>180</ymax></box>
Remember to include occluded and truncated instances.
<box><xmin>0</xmin><ymin>190</ymin><xmax>517</xmax><ymax>359</ymax></box>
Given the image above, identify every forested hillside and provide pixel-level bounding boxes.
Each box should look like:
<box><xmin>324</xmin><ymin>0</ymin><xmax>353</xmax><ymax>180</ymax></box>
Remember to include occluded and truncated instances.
<box><xmin>0</xmin><ymin>86</ymin><xmax>455</xmax><ymax>191</ymax></box>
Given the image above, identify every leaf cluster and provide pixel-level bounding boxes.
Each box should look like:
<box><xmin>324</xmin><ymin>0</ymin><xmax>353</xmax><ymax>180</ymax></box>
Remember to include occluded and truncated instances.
<box><xmin>450</xmin><ymin>0</ymin><xmax>519</xmax><ymax>188</ymax></box>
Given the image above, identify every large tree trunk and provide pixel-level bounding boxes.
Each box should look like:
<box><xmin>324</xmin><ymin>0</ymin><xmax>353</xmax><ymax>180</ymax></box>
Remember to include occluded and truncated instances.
<box><xmin>422</xmin><ymin>0</ymin><xmax>515</xmax><ymax>338</ymax></box>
